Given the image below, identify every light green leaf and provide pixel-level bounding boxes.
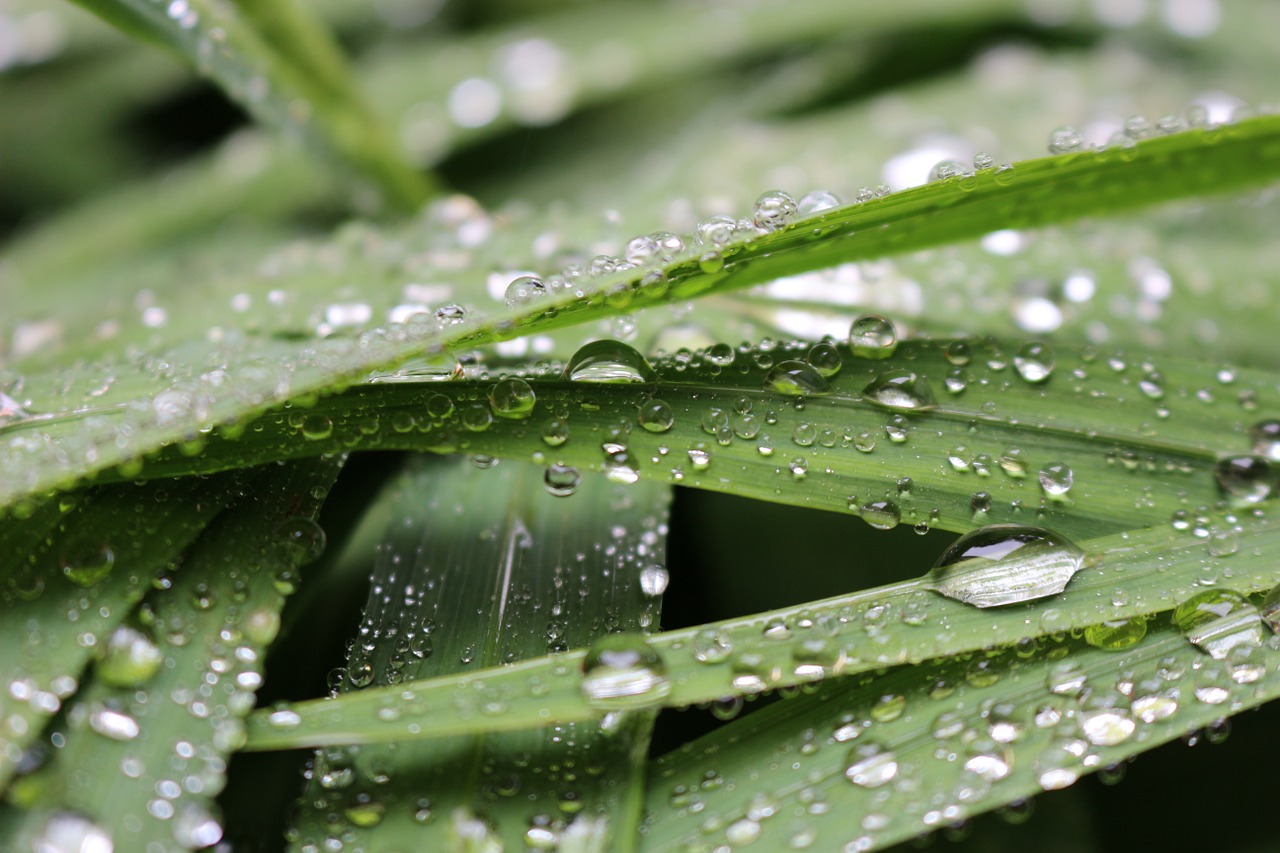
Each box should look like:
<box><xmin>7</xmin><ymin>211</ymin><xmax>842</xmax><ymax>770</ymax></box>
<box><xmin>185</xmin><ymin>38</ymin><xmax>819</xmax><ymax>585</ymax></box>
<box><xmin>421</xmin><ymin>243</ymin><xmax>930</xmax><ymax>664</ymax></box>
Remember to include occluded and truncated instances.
<box><xmin>4</xmin><ymin>116</ymin><xmax>1278</xmax><ymax>511</ymax></box>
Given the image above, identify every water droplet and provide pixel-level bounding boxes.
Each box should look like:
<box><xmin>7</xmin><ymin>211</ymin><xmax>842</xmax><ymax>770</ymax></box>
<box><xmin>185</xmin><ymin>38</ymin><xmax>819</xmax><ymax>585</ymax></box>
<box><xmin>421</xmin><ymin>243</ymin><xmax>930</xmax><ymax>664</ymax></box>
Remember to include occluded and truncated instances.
<box><xmin>565</xmin><ymin>340</ymin><xmax>655</xmax><ymax>383</ymax></box>
<box><xmin>1080</xmin><ymin>709</ymin><xmax>1136</xmax><ymax>746</ymax></box>
<box><xmin>1250</xmin><ymin>419</ymin><xmax>1280</xmax><ymax>461</ymax></box>
<box><xmin>639</xmin><ymin>565</ymin><xmax>669</xmax><ymax>597</ymax></box>
<box><xmin>764</xmin><ymin>360</ymin><xmax>830</xmax><ymax>396</ymax></box>
<box><xmin>753</xmin><ymin>190</ymin><xmax>798</xmax><ymax>231</ymax></box>
<box><xmin>844</xmin><ymin>743</ymin><xmax>898</xmax><ymax>788</ymax></box>
<box><xmin>638</xmin><ymin>399</ymin><xmax>675</xmax><ymax>433</ymax></box>
<box><xmin>806</xmin><ymin>342</ymin><xmax>842</xmax><ymax>377</ymax></box>
<box><xmin>691</xmin><ymin>629</ymin><xmax>733</xmax><ymax>664</ymax></box>
<box><xmin>32</xmin><ymin>812</ymin><xmax>113</xmax><ymax>853</ymax></box>
<box><xmin>61</xmin><ymin>544</ymin><xmax>115</xmax><ymax>587</ymax></box>
<box><xmin>860</xmin><ymin>500</ymin><xmax>901</xmax><ymax>531</ymax></box>
<box><xmin>928</xmin><ymin>160</ymin><xmax>966</xmax><ymax>182</ymax></box>
<box><xmin>1013</xmin><ymin>343</ymin><xmax>1055</xmax><ymax>383</ymax></box>
<box><xmin>275</xmin><ymin>517</ymin><xmax>326</xmax><ymax>565</ymax></box>
<box><xmin>862</xmin><ymin>370</ymin><xmax>937</xmax><ymax>411</ymax></box>
<box><xmin>1047</xmin><ymin>125</ymin><xmax>1083</xmax><ymax>154</ymax></box>
<box><xmin>1038</xmin><ymin>463</ymin><xmax>1074</xmax><ymax>498</ymax></box>
<box><xmin>489</xmin><ymin>377</ymin><xmax>537</xmax><ymax>419</ymax></box>
<box><xmin>849</xmin><ymin>314</ymin><xmax>898</xmax><ymax>359</ymax></box>
<box><xmin>97</xmin><ymin>624</ymin><xmax>165</xmax><ymax>687</ymax></box>
<box><xmin>88</xmin><ymin>703</ymin><xmax>141</xmax><ymax>741</ymax></box>
<box><xmin>1212</xmin><ymin>455</ymin><xmax>1273</xmax><ymax>504</ymax></box>
<box><xmin>544</xmin><ymin>464</ymin><xmax>581</xmax><ymax>497</ymax></box>
<box><xmin>697</xmin><ymin>215</ymin><xmax>738</xmax><ymax>248</ymax></box>
<box><xmin>504</xmin><ymin>275</ymin><xmax>546</xmax><ymax>308</ymax></box>
<box><xmin>1174</xmin><ymin>589</ymin><xmax>1263</xmax><ymax>660</ymax></box>
<box><xmin>706</xmin><ymin>343</ymin><xmax>736</xmax><ymax>368</ymax></box>
<box><xmin>798</xmin><ymin>190</ymin><xmax>841</xmax><ymax>214</ymax></box>
<box><xmin>926</xmin><ymin>524</ymin><xmax>1086</xmax><ymax>608</ymax></box>
<box><xmin>580</xmin><ymin>635</ymin><xmax>671</xmax><ymax>710</ymax></box>
<box><xmin>1084</xmin><ymin>617</ymin><xmax>1147</xmax><ymax>651</ymax></box>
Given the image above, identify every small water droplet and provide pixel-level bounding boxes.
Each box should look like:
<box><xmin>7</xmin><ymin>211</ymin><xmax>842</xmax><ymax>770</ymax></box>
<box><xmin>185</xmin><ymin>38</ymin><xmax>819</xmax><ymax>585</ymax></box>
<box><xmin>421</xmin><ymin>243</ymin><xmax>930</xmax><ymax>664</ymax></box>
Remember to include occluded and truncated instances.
<box><xmin>1047</xmin><ymin>125</ymin><xmax>1084</xmax><ymax>154</ymax></box>
<box><xmin>849</xmin><ymin>314</ymin><xmax>898</xmax><ymax>359</ymax></box>
<box><xmin>544</xmin><ymin>464</ymin><xmax>581</xmax><ymax>497</ymax></box>
<box><xmin>926</xmin><ymin>524</ymin><xmax>1085</xmax><ymax>608</ymax></box>
<box><xmin>61</xmin><ymin>544</ymin><xmax>115</xmax><ymax>587</ymax></box>
<box><xmin>753</xmin><ymin>190</ymin><xmax>798</xmax><ymax>231</ymax></box>
<box><xmin>1174</xmin><ymin>589</ymin><xmax>1263</xmax><ymax>660</ymax></box>
<box><xmin>860</xmin><ymin>500</ymin><xmax>901</xmax><ymax>531</ymax></box>
<box><xmin>844</xmin><ymin>742</ymin><xmax>898</xmax><ymax>788</ymax></box>
<box><xmin>862</xmin><ymin>370</ymin><xmax>937</xmax><ymax>411</ymax></box>
<box><xmin>1212</xmin><ymin>455</ymin><xmax>1273</xmax><ymax>504</ymax></box>
<box><xmin>1013</xmin><ymin>343</ymin><xmax>1055</xmax><ymax>383</ymax></box>
<box><xmin>1084</xmin><ymin>617</ymin><xmax>1147</xmax><ymax>651</ymax></box>
<box><xmin>504</xmin><ymin>275</ymin><xmax>546</xmax><ymax>308</ymax></box>
<box><xmin>639</xmin><ymin>565</ymin><xmax>669</xmax><ymax>597</ymax></box>
<box><xmin>798</xmin><ymin>189</ymin><xmax>841</xmax><ymax>214</ymax></box>
<box><xmin>806</xmin><ymin>342</ymin><xmax>842</xmax><ymax>377</ymax></box>
<box><xmin>97</xmin><ymin>624</ymin><xmax>165</xmax><ymax>687</ymax></box>
<box><xmin>580</xmin><ymin>635</ymin><xmax>671</xmax><ymax>710</ymax></box>
<box><xmin>638</xmin><ymin>399</ymin><xmax>675</xmax><ymax>433</ymax></box>
<box><xmin>565</xmin><ymin>340</ymin><xmax>655</xmax><ymax>383</ymax></box>
<box><xmin>1038</xmin><ymin>463</ymin><xmax>1074</xmax><ymax>497</ymax></box>
<box><xmin>764</xmin><ymin>361</ymin><xmax>831</xmax><ymax>396</ymax></box>
<box><xmin>488</xmin><ymin>378</ymin><xmax>537</xmax><ymax>419</ymax></box>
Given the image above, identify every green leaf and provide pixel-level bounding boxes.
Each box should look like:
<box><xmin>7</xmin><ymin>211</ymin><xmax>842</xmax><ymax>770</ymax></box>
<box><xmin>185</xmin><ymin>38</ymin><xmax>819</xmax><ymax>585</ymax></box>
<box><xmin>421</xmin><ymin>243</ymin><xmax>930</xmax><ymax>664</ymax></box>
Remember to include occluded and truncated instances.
<box><xmin>241</xmin><ymin>507</ymin><xmax>1280</xmax><ymax>750</ymax></box>
<box><xmin>0</xmin><ymin>474</ymin><xmax>246</xmax><ymax>787</ymax></box>
<box><xmin>5</xmin><ymin>116</ymin><xmax>1278</xmax><ymax>512</ymax></box>
<box><xmin>288</xmin><ymin>457</ymin><xmax>671</xmax><ymax>851</ymax></box>
<box><xmin>0</xmin><ymin>457</ymin><xmax>340</xmax><ymax>851</ymax></box>
<box><xmin>641</xmin><ymin>619</ymin><xmax>1273</xmax><ymax>851</ymax></box>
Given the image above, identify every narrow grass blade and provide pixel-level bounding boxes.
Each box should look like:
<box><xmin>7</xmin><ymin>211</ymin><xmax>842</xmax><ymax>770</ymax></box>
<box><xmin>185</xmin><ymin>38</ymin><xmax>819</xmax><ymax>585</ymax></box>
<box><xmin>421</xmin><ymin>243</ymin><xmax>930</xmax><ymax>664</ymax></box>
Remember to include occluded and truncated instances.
<box><xmin>3</xmin><ymin>117</ymin><xmax>1279</xmax><ymax>510</ymax></box>
<box><xmin>0</xmin><ymin>474</ymin><xmax>247</xmax><ymax>788</ymax></box>
<box><xmin>242</xmin><ymin>506</ymin><xmax>1280</xmax><ymax>749</ymax></box>
<box><xmin>288</xmin><ymin>457</ymin><xmax>671</xmax><ymax>851</ymax></box>
<box><xmin>67</xmin><ymin>0</ymin><xmax>429</xmax><ymax>210</ymax></box>
<box><xmin>133</xmin><ymin>338</ymin><xmax>1275</xmax><ymax>542</ymax></box>
<box><xmin>0</xmin><ymin>457</ymin><xmax>341</xmax><ymax>851</ymax></box>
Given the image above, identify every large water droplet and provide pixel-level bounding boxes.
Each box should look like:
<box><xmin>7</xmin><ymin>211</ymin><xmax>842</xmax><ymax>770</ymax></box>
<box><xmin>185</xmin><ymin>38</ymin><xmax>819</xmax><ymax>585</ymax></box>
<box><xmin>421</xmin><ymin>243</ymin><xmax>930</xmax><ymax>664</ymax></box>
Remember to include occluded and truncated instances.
<box><xmin>1084</xmin><ymin>617</ymin><xmax>1147</xmax><ymax>651</ymax></box>
<box><xmin>580</xmin><ymin>635</ymin><xmax>671</xmax><ymax>710</ymax></box>
<box><xmin>1213</xmin><ymin>455</ymin><xmax>1273</xmax><ymax>504</ymax></box>
<box><xmin>31</xmin><ymin>812</ymin><xmax>113</xmax><ymax>853</ymax></box>
<box><xmin>862</xmin><ymin>370</ymin><xmax>937</xmax><ymax>412</ymax></box>
<box><xmin>504</xmin><ymin>275</ymin><xmax>546</xmax><ymax>308</ymax></box>
<box><xmin>1174</xmin><ymin>589</ymin><xmax>1263</xmax><ymax>660</ymax></box>
<box><xmin>763</xmin><ymin>361</ymin><xmax>830</xmax><ymax>396</ymax></box>
<box><xmin>565</xmin><ymin>340</ymin><xmax>655</xmax><ymax>383</ymax></box>
<box><xmin>488</xmin><ymin>377</ymin><xmax>536</xmax><ymax>419</ymax></box>
<box><xmin>638</xmin><ymin>399</ymin><xmax>675</xmax><ymax>433</ymax></box>
<box><xmin>926</xmin><ymin>524</ymin><xmax>1085</xmax><ymax>608</ymax></box>
<box><xmin>848</xmin><ymin>314</ymin><xmax>898</xmax><ymax>359</ymax></box>
<box><xmin>1249</xmin><ymin>419</ymin><xmax>1280</xmax><ymax>461</ymax></box>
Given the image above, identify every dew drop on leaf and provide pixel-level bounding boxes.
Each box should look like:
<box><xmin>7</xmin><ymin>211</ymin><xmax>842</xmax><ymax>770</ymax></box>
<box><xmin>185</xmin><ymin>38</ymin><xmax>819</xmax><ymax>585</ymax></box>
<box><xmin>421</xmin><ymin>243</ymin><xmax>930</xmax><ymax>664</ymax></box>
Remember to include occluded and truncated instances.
<box><xmin>848</xmin><ymin>314</ymin><xmax>898</xmax><ymax>359</ymax></box>
<box><xmin>862</xmin><ymin>370</ymin><xmax>937</xmax><ymax>412</ymax></box>
<box><xmin>97</xmin><ymin>623</ymin><xmax>165</xmax><ymax>688</ymax></box>
<box><xmin>544</xmin><ymin>464</ymin><xmax>581</xmax><ymax>497</ymax></box>
<box><xmin>752</xmin><ymin>190</ymin><xmax>798</xmax><ymax>231</ymax></box>
<box><xmin>638</xmin><ymin>399</ymin><xmax>676</xmax><ymax>433</ymax></box>
<box><xmin>798</xmin><ymin>189</ymin><xmax>841</xmax><ymax>214</ymax></box>
<box><xmin>763</xmin><ymin>360</ymin><xmax>830</xmax><ymax>396</ymax></box>
<box><xmin>925</xmin><ymin>524</ymin><xmax>1085</xmax><ymax>608</ymax></box>
<box><xmin>806</xmin><ymin>342</ymin><xmax>842</xmax><ymax>377</ymax></box>
<box><xmin>1212</xmin><ymin>455</ymin><xmax>1273</xmax><ymax>504</ymax></box>
<box><xmin>503</xmin><ymin>275</ymin><xmax>546</xmax><ymax>308</ymax></box>
<box><xmin>1250</xmin><ymin>419</ymin><xmax>1280</xmax><ymax>461</ymax></box>
<box><xmin>1174</xmin><ymin>589</ymin><xmax>1263</xmax><ymax>660</ymax></box>
<box><xmin>488</xmin><ymin>377</ymin><xmax>537</xmax><ymax>419</ymax></box>
<box><xmin>844</xmin><ymin>742</ymin><xmax>898</xmax><ymax>788</ymax></box>
<box><xmin>1038</xmin><ymin>462</ymin><xmax>1074</xmax><ymax>497</ymax></box>
<box><xmin>61</xmin><ymin>544</ymin><xmax>115</xmax><ymax>587</ymax></box>
<box><xmin>1084</xmin><ymin>617</ymin><xmax>1147</xmax><ymax>651</ymax></box>
<box><xmin>580</xmin><ymin>634</ymin><xmax>671</xmax><ymax>710</ymax></box>
<box><xmin>565</xmin><ymin>340</ymin><xmax>655</xmax><ymax>383</ymax></box>
<box><xmin>1013</xmin><ymin>342</ymin><xmax>1055</xmax><ymax>383</ymax></box>
<box><xmin>860</xmin><ymin>500</ymin><xmax>901</xmax><ymax>531</ymax></box>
